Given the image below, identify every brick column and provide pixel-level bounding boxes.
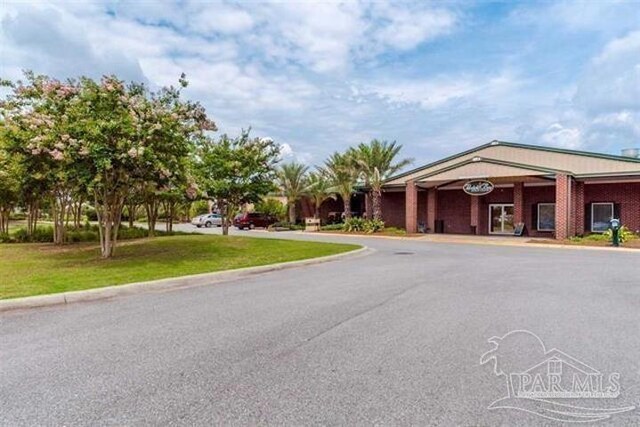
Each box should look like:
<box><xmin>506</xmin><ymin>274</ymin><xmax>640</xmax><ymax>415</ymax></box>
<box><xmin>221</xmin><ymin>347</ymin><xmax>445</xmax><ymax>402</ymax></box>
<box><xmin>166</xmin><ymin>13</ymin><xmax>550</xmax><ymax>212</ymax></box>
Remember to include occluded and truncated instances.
<box><xmin>405</xmin><ymin>181</ymin><xmax>418</xmax><ymax>233</ymax></box>
<box><xmin>427</xmin><ymin>188</ymin><xmax>438</xmax><ymax>233</ymax></box>
<box><xmin>514</xmin><ymin>182</ymin><xmax>524</xmax><ymax>224</ymax></box>
<box><xmin>555</xmin><ymin>174</ymin><xmax>570</xmax><ymax>240</ymax></box>
<box><xmin>470</xmin><ymin>196</ymin><xmax>479</xmax><ymax>234</ymax></box>
<box><xmin>574</xmin><ymin>181</ymin><xmax>585</xmax><ymax>236</ymax></box>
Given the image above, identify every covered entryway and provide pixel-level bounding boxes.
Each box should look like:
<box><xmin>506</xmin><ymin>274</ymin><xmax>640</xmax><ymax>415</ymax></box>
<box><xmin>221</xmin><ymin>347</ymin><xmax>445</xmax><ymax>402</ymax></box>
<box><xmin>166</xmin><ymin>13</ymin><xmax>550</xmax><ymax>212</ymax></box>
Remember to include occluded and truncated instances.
<box><xmin>381</xmin><ymin>141</ymin><xmax>640</xmax><ymax>240</ymax></box>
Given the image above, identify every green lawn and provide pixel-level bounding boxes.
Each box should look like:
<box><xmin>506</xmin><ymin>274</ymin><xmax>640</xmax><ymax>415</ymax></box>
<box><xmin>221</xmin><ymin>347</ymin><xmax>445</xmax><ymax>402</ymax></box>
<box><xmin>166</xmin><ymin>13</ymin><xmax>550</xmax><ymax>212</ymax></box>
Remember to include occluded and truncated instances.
<box><xmin>0</xmin><ymin>235</ymin><xmax>360</xmax><ymax>299</ymax></box>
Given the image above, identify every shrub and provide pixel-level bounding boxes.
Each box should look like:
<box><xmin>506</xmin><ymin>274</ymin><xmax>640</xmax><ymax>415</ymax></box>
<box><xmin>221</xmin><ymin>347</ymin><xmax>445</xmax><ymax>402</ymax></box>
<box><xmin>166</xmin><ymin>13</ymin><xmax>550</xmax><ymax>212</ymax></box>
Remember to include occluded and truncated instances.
<box><xmin>10</xmin><ymin>226</ymin><xmax>54</xmax><ymax>243</ymax></box>
<box><xmin>603</xmin><ymin>225</ymin><xmax>636</xmax><ymax>243</ymax></box>
<box><xmin>117</xmin><ymin>226</ymin><xmax>150</xmax><ymax>240</ymax></box>
<box><xmin>342</xmin><ymin>218</ymin><xmax>385</xmax><ymax>234</ymax></box>
<box><xmin>84</xmin><ymin>206</ymin><xmax>98</xmax><ymax>221</ymax></box>
<box><xmin>9</xmin><ymin>212</ymin><xmax>26</xmax><ymax>220</ymax></box>
<box><xmin>191</xmin><ymin>200</ymin><xmax>211</xmax><ymax>216</ymax></box>
<box><xmin>67</xmin><ymin>230</ymin><xmax>99</xmax><ymax>243</ymax></box>
<box><xmin>255</xmin><ymin>198</ymin><xmax>287</xmax><ymax>221</ymax></box>
<box><xmin>320</xmin><ymin>223</ymin><xmax>343</xmax><ymax>231</ymax></box>
<box><xmin>269</xmin><ymin>221</ymin><xmax>304</xmax><ymax>231</ymax></box>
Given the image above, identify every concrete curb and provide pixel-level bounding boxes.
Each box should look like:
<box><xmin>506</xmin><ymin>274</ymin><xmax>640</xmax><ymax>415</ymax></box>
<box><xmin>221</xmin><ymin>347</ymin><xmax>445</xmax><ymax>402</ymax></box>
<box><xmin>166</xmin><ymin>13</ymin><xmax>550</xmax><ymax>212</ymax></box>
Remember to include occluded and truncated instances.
<box><xmin>0</xmin><ymin>246</ymin><xmax>371</xmax><ymax>313</ymax></box>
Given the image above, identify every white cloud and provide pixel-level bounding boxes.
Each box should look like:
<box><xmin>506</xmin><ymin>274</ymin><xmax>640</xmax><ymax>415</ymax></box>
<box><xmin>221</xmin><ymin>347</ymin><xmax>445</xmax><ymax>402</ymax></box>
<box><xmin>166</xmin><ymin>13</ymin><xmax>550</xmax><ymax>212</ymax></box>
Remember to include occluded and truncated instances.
<box><xmin>369</xmin><ymin>3</ymin><xmax>456</xmax><ymax>51</ymax></box>
<box><xmin>540</xmin><ymin>123</ymin><xmax>582</xmax><ymax>149</ymax></box>
<box><xmin>359</xmin><ymin>71</ymin><xmax>524</xmax><ymax>111</ymax></box>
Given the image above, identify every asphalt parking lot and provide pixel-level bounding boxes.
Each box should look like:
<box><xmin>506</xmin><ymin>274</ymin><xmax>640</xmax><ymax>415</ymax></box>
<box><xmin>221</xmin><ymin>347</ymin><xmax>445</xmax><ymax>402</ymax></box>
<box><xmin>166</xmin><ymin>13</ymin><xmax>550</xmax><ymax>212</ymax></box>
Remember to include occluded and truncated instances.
<box><xmin>1</xmin><ymin>230</ymin><xmax>639</xmax><ymax>425</ymax></box>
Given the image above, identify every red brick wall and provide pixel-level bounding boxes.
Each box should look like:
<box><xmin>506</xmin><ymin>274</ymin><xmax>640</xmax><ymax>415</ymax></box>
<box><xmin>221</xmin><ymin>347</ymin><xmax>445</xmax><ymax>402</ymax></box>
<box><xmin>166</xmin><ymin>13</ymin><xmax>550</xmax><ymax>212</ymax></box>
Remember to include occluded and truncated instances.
<box><xmin>523</xmin><ymin>185</ymin><xmax>556</xmax><ymax>237</ymax></box>
<box><xmin>379</xmin><ymin>181</ymin><xmax>640</xmax><ymax>235</ymax></box>
<box><xmin>381</xmin><ymin>191</ymin><xmax>405</xmax><ymax>228</ymax></box>
<box><xmin>585</xmin><ymin>183</ymin><xmax>640</xmax><ymax>233</ymax></box>
<box><xmin>437</xmin><ymin>190</ymin><xmax>471</xmax><ymax>234</ymax></box>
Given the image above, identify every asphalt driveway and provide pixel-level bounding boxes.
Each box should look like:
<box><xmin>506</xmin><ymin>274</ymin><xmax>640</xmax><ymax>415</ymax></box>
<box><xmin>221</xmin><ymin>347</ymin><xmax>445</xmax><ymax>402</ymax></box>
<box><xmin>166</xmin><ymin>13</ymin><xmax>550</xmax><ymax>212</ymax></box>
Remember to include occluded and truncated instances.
<box><xmin>1</xmin><ymin>232</ymin><xmax>639</xmax><ymax>425</ymax></box>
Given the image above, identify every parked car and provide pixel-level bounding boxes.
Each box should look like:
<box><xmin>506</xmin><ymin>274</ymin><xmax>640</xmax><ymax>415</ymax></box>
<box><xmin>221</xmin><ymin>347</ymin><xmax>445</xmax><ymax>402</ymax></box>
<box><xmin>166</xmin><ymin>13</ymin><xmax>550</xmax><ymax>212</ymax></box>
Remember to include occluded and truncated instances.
<box><xmin>191</xmin><ymin>213</ymin><xmax>222</xmax><ymax>228</ymax></box>
<box><xmin>233</xmin><ymin>212</ymin><xmax>277</xmax><ymax>230</ymax></box>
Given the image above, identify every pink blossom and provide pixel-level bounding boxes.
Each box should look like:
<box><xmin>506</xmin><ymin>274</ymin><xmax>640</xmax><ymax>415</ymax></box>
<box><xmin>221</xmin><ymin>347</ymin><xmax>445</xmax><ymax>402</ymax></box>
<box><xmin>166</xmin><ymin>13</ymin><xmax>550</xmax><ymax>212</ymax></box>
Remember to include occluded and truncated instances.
<box><xmin>79</xmin><ymin>147</ymin><xmax>90</xmax><ymax>156</ymax></box>
<box><xmin>50</xmin><ymin>149</ymin><xmax>64</xmax><ymax>161</ymax></box>
<box><xmin>31</xmin><ymin>148</ymin><xmax>42</xmax><ymax>155</ymax></box>
<box><xmin>127</xmin><ymin>148</ymin><xmax>138</xmax><ymax>158</ymax></box>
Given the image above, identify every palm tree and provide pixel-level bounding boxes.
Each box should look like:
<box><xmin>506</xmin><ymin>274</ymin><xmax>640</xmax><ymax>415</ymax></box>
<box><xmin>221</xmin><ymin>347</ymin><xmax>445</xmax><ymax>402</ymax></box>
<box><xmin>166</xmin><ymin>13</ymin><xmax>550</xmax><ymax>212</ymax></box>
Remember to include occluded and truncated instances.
<box><xmin>323</xmin><ymin>151</ymin><xmax>358</xmax><ymax>220</ymax></box>
<box><xmin>353</xmin><ymin>139</ymin><xmax>413</xmax><ymax>221</ymax></box>
<box><xmin>305</xmin><ymin>171</ymin><xmax>336</xmax><ymax>219</ymax></box>
<box><xmin>277</xmin><ymin>162</ymin><xmax>309</xmax><ymax>223</ymax></box>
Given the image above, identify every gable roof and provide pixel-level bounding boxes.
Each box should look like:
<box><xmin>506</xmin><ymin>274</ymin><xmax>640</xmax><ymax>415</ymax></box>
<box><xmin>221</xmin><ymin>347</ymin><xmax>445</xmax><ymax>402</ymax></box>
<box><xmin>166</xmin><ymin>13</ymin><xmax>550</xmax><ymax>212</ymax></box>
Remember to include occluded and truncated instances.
<box><xmin>385</xmin><ymin>140</ymin><xmax>640</xmax><ymax>186</ymax></box>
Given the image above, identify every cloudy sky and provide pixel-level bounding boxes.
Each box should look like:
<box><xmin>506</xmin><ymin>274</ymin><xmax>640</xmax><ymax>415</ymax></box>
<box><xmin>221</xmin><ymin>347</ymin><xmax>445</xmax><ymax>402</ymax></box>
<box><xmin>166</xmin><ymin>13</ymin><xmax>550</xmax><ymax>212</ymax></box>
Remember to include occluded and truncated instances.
<box><xmin>2</xmin><ymin>1</ymin><xmax>640</xmax><ymax>168</ymax></box>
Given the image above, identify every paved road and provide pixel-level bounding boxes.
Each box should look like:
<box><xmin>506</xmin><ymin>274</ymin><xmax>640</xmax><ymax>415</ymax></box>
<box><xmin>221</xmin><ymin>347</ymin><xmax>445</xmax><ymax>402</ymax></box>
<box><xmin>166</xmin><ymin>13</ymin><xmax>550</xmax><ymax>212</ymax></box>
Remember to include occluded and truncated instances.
<box><xmin>2</xmin><ymin>230</ymin><xmax>640</xmax><ymax>425</ymax></box>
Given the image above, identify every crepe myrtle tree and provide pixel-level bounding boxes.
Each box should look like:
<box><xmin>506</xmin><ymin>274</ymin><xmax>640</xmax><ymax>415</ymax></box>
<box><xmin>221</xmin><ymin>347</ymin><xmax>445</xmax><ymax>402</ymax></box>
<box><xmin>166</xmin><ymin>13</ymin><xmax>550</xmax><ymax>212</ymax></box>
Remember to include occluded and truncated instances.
<box><xmin>0</xmin><ymin>73</ymin><xmax>83</xmax><ymax>244</ymax></box>
<box><xmin>195</xmin><ymin>131</ymin><xmax>281</xmax><ymax>235</ymax></box>
<box><xmin>128</xmin><ymin>76</ymin><xmax>214</xmax><ymax>237</ymax></box>
<box><xmin>70</xmin><ymin>75</ymin><xmax>214</xmax><ymax>257</ymax></box>
<box><xmin>0</xmin><ymin>139</ymin><xmax>20</xmax><ymax>234</ymax></box>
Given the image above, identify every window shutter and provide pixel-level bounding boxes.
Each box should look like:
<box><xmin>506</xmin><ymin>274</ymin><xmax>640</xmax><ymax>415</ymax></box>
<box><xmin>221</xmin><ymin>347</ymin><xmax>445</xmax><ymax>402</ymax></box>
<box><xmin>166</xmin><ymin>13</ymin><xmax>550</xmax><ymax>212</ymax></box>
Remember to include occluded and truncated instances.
<box><xmin>613</xmin><ymin>203</ymin><xmax>621</xmax><ymax>221</ymax></box>
<box><xmin>531</xmin><ymin>204</ymin><xmax>538</xmax><ymax>231</ymax></box>
<box><xmin>585</xmin><ymin>203</ymin><xmax>592</xmax><ymax>232</ymax></box>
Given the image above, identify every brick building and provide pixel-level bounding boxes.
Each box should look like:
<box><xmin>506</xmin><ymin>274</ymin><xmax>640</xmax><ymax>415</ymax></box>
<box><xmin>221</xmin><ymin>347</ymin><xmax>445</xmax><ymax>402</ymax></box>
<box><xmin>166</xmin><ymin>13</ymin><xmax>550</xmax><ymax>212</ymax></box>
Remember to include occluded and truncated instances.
<box><xmin>379</xmin><ymin>141</ymin><xmax>640</xmax><ymax>239</ymax></box>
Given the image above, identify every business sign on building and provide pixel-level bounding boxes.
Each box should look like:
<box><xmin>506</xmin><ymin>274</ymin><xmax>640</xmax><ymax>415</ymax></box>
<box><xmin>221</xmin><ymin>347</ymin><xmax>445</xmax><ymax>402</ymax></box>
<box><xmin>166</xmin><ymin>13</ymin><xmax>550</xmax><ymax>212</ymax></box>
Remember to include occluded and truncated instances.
<box><xmin>463</xmin><ymin>180</ymin><xmax>494</xmax><ymax>196</ymax></box>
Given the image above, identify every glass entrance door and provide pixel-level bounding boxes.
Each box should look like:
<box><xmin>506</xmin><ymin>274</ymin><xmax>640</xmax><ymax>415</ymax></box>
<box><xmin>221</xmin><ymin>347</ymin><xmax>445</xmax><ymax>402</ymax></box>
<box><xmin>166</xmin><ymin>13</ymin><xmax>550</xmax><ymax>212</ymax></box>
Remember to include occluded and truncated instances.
<box><xmin>489</xmin><ymin>204</ymin><xmax>515</xmax><ymax>234</ymax></box>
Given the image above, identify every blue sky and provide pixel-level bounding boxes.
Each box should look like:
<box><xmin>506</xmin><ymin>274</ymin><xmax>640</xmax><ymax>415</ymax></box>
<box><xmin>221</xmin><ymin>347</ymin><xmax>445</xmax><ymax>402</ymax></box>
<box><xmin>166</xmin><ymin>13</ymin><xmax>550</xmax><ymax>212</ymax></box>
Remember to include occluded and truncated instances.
<box><xmin>2</xmin><ymin>1</ymin><xmax>640</xmax><ymax>169</ymax></box>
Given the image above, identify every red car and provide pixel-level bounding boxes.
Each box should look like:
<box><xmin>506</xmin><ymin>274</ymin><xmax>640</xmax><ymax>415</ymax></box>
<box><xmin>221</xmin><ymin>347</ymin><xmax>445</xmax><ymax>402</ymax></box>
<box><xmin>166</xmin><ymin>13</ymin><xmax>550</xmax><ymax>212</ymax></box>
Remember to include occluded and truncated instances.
<box><xmin>233</xmin><ymin>212</ymin><xmax>278</xmax><ymax>230</ymax></box>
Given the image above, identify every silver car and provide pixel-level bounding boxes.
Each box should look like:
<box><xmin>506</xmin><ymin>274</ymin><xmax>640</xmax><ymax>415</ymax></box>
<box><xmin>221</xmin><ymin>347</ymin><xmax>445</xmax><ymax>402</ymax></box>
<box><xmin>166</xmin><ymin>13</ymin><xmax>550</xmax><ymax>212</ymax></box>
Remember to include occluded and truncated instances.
<box><xmin>191</xmin><ymin>213</ymin><xmax>223</xmax><ymax>228</ymax></box>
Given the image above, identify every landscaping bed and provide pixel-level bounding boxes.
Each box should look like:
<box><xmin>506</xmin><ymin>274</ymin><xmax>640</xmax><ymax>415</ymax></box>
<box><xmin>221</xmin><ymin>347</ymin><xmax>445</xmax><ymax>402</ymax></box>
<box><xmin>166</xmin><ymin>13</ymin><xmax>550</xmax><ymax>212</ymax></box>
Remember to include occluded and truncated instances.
<box><xmin>530</xmin><ymin>233</ymin><xmax>640</xmax><ymax>249</ymax></box>
<box><xmin>0</xmin><ymin>235</ymin><xmax>360</xmax><ymax>299</ymax></box>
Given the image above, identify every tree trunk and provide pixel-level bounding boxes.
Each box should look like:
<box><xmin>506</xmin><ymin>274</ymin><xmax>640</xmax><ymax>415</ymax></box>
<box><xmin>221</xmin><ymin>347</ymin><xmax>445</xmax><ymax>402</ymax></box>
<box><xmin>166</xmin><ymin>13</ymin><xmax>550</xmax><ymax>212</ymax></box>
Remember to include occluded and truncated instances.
<box><xmin>52</xmin><ymin>192</ymin><xmax>70</xmax><ymax>245</ymax></box>
<box><xmin>163</xmin><ymin>201</ymin><xmax>175</xmax><ymax>233</ymax></box>
<box><xmin>72</xmin><ymin>198</ymin><xmax>83</xmax><ymax>229</ymax></box>
<box><xmin>26</xmin><ymin>199</ymin><xmax>39</xmax><ymax>236</ymax></box>
<box><xmin>288</xmin><ymin>201</ymin><xmax>296</xmax><ymax>224</ymax></box>
<box><xmin>127</xmin><ymin>203</ymin><xmax>137</xmax><ymax>228</ymax></box>
<box><xmin>0</xmin><ymin>206</ymin><xmax>10</xmax><ymax>234</ymax></box>
<box><xmin>372</xmin><ymin>189</ymin><xmax>383</xmax><ymax>221</ymax></box>
<box><xmin>342</xmin><ymin>192</ymin><xmax>351</xmax><ymax>220</ymax></box>
<box><xmin>95</xmin><ymin>190</ymin><xmax>125</xmax><ymax>258</ymax></box>
<box><xmin>221</xmin><ymin>203</ymin><xmax>230</xmax><ymax>236</ymax></box>
<box><xmin>144</xmin><ymin>196</ymin><xmax>159</xmax><ymax>237</ymax></box>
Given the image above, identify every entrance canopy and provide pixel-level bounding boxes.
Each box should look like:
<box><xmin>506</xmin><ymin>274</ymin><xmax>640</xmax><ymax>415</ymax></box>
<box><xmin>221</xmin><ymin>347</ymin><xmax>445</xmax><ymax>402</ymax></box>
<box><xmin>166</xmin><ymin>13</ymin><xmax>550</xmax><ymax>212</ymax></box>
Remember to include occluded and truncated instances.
<box><xmin>411</xmin><ymin>156</ymin><xmax>561</xmax><ymax>189</ymax></box>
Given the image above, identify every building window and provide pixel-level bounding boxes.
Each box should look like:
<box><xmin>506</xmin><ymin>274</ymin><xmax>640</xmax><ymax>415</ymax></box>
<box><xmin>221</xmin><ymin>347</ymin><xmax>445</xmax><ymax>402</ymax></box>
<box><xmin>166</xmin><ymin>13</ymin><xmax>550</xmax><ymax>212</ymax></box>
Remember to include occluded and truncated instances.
<box><xmin>591</xmin><ymin>203</ymin><xmax>614</xmax><ymax>233</ymax></box>
<box><xmin>537</xmin><ymin>203</ymin><xmax>556</xmax><ymax>231</ymax></box>
<box><xmin>548</xmin><ymin>360</ymin><xmax>562</xmax><ymax>376</ymax></box>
